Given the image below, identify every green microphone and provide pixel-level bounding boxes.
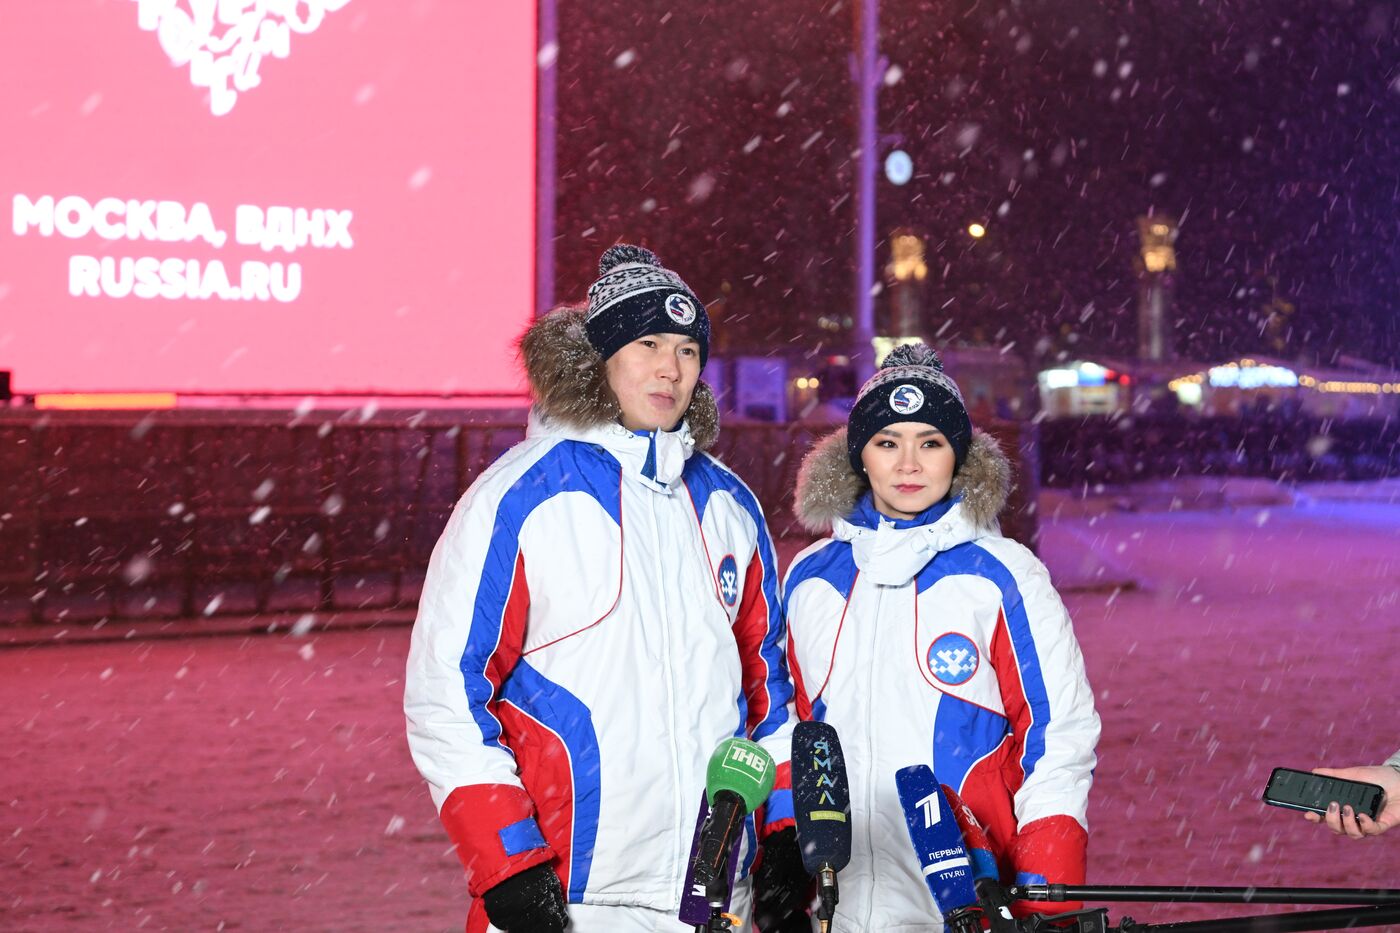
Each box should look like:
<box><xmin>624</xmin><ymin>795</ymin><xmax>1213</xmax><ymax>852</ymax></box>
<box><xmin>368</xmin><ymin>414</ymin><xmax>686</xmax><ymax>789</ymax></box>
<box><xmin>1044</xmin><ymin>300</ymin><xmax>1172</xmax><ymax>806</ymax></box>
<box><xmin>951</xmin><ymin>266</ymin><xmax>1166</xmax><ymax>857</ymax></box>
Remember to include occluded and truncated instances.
<box><xmin>693</xmin><ymin>738</ymin><xmax>776</xmax><ymax>894</ymax></box>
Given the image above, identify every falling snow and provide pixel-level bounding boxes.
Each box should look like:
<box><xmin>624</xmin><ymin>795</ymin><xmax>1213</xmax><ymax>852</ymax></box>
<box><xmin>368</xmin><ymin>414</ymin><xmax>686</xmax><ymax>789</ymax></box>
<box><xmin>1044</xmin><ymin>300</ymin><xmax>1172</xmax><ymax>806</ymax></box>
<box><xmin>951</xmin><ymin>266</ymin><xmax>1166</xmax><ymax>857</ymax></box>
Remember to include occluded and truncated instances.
<box><xmin>2</xmin><ymin>480</ymin><xmax>1397</xmax><ymax>927</ymax></box>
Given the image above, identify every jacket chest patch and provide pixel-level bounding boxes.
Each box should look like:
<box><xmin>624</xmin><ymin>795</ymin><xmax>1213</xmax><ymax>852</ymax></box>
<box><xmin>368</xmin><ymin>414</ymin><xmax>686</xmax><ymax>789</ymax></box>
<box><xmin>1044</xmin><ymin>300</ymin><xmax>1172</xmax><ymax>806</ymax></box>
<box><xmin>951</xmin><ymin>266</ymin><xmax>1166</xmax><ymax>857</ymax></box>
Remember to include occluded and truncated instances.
<box><xmin>716</xmin><ymin>554</ymin><xmax>739</xmax><ymax>606</ymax></box>
<box><xmin>926</xmin><ymin>632</ymin><xmax>979</xmax><ymax>685</ymax></box>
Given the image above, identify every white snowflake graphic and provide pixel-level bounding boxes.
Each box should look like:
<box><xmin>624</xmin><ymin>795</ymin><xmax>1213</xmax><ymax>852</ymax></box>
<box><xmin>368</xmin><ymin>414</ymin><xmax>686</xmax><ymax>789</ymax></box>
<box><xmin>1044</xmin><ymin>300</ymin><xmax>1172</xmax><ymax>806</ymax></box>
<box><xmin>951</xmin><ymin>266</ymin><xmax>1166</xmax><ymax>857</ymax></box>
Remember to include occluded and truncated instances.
<box><xmin>132</xmin><ymin>0</ymin><xmax>352</xmax><ymax>116</ymax></box>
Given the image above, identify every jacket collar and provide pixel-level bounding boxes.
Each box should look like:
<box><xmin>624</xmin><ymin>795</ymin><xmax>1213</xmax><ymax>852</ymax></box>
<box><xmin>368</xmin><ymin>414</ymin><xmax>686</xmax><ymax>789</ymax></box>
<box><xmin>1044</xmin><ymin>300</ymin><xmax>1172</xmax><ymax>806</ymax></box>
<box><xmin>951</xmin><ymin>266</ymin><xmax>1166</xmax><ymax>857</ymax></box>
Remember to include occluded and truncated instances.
<box><xmin>832</xmin><ymin>492</ymin><xmax>982</xmax><ymax>587</ymax></box>
<box><xmin>844</xmin><ymin>492</ymin><xmax>957</xmax><ymax>531</ymax></box>
<box><xmin>527</xmin><ymin>409</ymin><xmax>697</xmax><ymax>493</ymax></box>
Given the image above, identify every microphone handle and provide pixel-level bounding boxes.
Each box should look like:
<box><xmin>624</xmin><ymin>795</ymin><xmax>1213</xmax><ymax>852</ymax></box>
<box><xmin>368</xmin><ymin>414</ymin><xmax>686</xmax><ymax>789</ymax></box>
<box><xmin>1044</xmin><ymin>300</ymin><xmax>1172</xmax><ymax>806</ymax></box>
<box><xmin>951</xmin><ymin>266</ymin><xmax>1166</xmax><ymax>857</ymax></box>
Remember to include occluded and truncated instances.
<box><xmin>816</xmin><ymin>861</ymin><xmax>840</xmax><ymax>924</ymax></box>
<box><xmin>977</xmin><ymin>877</ymin><xmax>1022</xmax><ymax>933</ymax></box>
<box><xmin>944</xmin><ymin>906</ymin><xmax>984</xmax><ymax>933</ymax></box>
<box><xmin>694</xmin><ymin>790</ymin><xmax>746</xmax><ymax>893</ymax></box>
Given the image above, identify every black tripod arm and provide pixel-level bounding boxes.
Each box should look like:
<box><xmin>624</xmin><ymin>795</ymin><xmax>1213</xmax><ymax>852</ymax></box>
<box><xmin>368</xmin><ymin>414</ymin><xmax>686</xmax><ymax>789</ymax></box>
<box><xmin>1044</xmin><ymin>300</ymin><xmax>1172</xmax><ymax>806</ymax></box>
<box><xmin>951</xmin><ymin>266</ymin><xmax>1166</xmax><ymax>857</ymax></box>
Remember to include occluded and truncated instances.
<box><xmin>1114</xmin><ymin>902</ymin><xmax>1400</xmax><ymax>933</ymax></box>
<box><xmin>1012</xmin><ymin>884</ymin><xmax>1400</xmax><ymax>906</ymax></box>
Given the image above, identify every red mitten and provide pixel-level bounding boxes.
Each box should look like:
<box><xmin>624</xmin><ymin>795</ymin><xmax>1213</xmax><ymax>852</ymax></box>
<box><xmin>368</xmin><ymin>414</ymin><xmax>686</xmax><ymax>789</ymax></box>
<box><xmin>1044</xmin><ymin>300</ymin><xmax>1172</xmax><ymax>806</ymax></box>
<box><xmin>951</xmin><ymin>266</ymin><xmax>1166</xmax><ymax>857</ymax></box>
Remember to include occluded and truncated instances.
<box><xmin>1008</xmin><ymin>814</ymin><xmax>1087</xmax><ymax>916</ymax></box>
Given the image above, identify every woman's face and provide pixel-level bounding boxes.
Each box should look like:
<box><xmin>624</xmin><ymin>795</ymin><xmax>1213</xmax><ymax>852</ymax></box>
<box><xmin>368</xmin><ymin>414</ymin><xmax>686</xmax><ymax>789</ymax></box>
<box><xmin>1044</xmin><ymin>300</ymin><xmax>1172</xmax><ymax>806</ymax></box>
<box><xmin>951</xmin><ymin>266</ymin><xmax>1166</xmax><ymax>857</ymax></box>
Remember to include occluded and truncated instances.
<box><xmin>604</xmin><ymin>333</ymin><xmax>701</xmax><ymax>432</ymax></box>
<box><xmin>860</xmin><ymin>422</ymin><xmax>956</xmax><ymax>519</ymax></box>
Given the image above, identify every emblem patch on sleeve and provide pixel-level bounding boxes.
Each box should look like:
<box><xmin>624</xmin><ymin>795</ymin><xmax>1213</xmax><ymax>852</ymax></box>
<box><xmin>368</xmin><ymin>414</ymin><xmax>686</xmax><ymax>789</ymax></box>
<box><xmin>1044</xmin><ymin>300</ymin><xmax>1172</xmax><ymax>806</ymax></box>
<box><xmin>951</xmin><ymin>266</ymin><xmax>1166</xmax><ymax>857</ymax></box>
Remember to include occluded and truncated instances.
<box><xmin>717</xmin><ymin>554</ymin><xmax>739</xmax><ymax>606</ymax></box>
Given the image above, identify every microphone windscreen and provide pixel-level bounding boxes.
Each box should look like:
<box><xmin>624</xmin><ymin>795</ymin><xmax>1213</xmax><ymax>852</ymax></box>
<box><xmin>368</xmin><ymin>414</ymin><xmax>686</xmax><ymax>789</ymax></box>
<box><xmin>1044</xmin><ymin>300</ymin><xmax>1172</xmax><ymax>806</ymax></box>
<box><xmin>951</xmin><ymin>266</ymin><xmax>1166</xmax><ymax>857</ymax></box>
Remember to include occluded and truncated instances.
<box><xmin>895</xmin><ymin>764</ymin><xmax>978</xmax><ymax>916</ymax></box>
<box><xmin>792</xmin><ymin>720</ymin><xmax>852</xmax><ymax>874</ymax></box>
<box><xmin>941</xmin><ymin>783</ymin><xmax>999</xmax><ymax>883</ymax></box>
<box><xmin>705</xmin><ymin>737</ymin><xmax>776</xmax><ymax>814</ymax></box>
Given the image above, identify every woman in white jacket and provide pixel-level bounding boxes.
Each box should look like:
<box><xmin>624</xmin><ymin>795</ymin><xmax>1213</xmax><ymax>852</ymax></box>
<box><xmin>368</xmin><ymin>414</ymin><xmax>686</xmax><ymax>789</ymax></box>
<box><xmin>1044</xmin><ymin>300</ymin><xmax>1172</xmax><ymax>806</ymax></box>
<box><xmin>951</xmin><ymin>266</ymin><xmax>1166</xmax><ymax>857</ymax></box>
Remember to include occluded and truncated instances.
<box><xmin>764</xmin><ymin>343</ymin><xmax>1100</xmax><ymax>932</ymax></box>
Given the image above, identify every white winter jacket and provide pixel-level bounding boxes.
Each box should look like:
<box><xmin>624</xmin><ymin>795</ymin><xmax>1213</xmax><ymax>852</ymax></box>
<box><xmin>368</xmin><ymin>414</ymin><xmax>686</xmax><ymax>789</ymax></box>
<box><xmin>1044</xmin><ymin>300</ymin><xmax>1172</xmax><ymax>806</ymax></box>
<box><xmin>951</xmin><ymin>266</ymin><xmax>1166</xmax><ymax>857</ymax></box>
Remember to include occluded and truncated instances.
<box><xmin>784</xmin><ymin>429</ymin><xmax>1100</xmax><ymax>932</ymax></box>
<box><xmin>404</xmin><ymin>309</ymin><xmax>793</xmax><ymax>930</ymax></box>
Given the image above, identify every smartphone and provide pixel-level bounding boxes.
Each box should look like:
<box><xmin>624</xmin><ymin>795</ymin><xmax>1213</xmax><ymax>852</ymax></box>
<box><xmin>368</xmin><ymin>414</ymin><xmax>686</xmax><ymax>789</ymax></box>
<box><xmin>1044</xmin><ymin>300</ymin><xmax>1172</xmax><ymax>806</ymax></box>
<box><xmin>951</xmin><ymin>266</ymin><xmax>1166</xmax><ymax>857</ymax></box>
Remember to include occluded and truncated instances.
<box><xmin>1262</xmin><ymin>767</ymin><xmax>1385</xmax><ymax>820</ymax></box>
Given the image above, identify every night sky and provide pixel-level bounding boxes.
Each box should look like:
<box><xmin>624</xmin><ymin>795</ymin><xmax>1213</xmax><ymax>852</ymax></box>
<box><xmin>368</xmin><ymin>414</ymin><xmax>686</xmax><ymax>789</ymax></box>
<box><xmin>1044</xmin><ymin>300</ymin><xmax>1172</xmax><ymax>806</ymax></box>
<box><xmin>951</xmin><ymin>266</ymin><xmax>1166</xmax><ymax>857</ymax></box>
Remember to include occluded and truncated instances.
<box><xmin>552</xmin><ymin>0</ymin><xmax>1398</xmax><ymax>369</ymax></box>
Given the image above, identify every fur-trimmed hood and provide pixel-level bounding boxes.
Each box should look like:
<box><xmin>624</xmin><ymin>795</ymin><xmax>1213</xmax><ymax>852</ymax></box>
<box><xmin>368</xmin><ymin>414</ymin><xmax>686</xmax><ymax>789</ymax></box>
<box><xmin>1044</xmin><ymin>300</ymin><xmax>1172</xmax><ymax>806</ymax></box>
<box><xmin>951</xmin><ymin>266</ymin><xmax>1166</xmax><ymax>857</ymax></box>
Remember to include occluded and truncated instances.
<box><xmin>516</xmin><ymin>305</ymin><xmax>719</xmax><ymax>450</ymax></box>
<box><xmin>794</xmin><ymin>427</ymin><xmax>1011</xmax><ymax>536</ymax></box>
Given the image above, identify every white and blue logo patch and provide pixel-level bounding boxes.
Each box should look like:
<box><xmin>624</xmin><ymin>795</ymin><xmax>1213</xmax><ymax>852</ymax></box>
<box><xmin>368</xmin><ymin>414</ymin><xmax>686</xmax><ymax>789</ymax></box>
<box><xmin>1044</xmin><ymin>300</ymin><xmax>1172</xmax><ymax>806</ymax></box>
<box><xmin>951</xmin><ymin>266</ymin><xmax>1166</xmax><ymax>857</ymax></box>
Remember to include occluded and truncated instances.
<box><xmin>926</xmin><ymin>633</ymin><xmax>979</xmax><ymax>685</ymax></box>
<box><xmin>889</xmin><ymin>383</ymin><xmax>925</xmax><ymax>415</ymax></box>
<box><xmin>664</xmin><ymin>292</ymin><xmax>697</xmax><ymax>325</ymax></box>
<box><xmin>717</xmin><ymin>554</ymin><xmax>739</xmax><ymax>606</ymax></box>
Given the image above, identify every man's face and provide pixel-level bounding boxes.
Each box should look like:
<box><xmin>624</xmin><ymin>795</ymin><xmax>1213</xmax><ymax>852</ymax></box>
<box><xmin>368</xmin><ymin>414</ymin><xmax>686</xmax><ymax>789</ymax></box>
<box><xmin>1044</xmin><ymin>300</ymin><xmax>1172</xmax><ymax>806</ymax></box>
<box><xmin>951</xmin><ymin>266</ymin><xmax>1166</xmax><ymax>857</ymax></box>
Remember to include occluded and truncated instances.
<box><xmin>604</xmin><ymin>333</ymin><xmax>702</xmax><ymax>432</ymax></box>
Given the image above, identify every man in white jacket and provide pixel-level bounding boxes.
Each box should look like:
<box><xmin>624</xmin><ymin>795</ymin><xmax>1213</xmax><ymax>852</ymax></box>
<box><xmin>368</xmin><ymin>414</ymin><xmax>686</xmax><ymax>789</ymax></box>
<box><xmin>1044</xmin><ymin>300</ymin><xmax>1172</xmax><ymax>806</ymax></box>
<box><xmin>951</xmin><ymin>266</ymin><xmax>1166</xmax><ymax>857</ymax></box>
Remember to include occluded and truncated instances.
<box><xmin>405</xmin><ymin>245</ymin><xmax>795</xmax><ymax>932</ymax></box>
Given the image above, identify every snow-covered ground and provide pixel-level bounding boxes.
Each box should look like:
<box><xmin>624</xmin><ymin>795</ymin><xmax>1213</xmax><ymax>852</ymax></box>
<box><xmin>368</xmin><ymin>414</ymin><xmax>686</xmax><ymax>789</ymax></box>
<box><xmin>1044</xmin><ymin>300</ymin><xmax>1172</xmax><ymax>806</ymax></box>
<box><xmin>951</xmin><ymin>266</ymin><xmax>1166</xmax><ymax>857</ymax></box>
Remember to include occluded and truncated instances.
<box><xmin>1040</xmin><ymin>483</ymin><xmax>1400</xmax><ymax>923</ymax></box>
<box><xmin>2</xmin><ymin>486</ymin><xmax>1397</xmax><ymax>931</ymax></box>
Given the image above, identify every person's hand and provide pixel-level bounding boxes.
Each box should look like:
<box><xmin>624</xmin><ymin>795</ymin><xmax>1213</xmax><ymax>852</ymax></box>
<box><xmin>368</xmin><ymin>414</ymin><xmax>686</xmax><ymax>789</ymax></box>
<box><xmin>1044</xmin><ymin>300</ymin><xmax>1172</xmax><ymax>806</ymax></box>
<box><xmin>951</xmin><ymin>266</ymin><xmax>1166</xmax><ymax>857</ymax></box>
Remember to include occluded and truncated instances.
<box><xmin>751</xmin><ymin>826</ymin><xmax>811</xmax><ymax>931</ymax></box>
<box><xmin>481</xmin><ymin>863</ymin><xmax>569</xmax><ymax>931</ymax></box>
<box><xmin>1302</xmin><ymin>765</ymin><xmax>1400</xmax><ymax>839</ymax></box>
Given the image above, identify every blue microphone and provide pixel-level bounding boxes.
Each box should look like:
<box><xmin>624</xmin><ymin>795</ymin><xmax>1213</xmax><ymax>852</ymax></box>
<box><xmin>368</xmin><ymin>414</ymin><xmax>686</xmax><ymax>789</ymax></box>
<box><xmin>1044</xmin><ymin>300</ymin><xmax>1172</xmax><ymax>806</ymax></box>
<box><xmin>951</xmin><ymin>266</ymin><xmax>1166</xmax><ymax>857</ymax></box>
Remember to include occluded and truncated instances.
<box><xmin>894</xmin><ymin>764</ymin><xmax>982</xmax><ymax>933</ymax></box>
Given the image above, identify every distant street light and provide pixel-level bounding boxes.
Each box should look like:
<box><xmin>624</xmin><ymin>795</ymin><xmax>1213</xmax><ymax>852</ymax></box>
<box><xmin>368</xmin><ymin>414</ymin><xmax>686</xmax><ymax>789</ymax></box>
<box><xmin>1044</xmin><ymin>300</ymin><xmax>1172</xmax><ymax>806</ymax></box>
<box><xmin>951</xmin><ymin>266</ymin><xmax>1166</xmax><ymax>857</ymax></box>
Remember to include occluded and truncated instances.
<box><xmin>884</xmin><ymin>149</ymin><xmax>913</xmax><ymax>186</ymax></box>
<box><xmin>1135</xmin><ymin>214</ymin><xmax>1178</xmax><ymax>361</ymax></box>
<box><xmin>968</xmin><ymin>223</ymin><xmax>986</xmax><ymax>238</ymax></box>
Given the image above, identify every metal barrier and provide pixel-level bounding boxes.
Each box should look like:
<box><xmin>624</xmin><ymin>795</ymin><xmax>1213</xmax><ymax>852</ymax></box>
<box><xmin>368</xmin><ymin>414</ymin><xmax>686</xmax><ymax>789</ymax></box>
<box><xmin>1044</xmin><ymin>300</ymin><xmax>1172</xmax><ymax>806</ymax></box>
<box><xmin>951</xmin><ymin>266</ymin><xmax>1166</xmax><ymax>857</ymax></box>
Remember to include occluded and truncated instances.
<box><xmin>1039</xmin><ymin>413</ymin><xmax>1400</xmax><ymax>487</ymax></box>
<box><xmin>0</xmin><ymin>410</ymin><xmax>1037</xmax><ymax>626</ymax></box>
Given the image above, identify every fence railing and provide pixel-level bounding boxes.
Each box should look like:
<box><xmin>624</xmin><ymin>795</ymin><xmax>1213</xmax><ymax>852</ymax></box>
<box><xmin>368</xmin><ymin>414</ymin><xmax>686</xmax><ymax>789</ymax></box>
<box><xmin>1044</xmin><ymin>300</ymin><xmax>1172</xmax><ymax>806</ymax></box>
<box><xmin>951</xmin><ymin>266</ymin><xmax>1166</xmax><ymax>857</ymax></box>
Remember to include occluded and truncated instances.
<box><xmin>0</xmin><ymin>410</ymin><xmax>1038</xmax><ymax>626</ymax></box>
<box><xmin>1039</xmin><ymin>413</ymin><xmax>1400</xmax><ymax>487</ymax></box>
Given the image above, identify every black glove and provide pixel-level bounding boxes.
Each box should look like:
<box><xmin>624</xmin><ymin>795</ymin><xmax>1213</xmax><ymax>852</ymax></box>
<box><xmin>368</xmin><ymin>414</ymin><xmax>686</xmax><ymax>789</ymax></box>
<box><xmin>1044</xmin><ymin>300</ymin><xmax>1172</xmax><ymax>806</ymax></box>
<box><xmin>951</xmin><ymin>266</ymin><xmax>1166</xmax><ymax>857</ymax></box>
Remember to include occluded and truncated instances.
<box><xmin>751</xmin><ymin>826</ymin><xmax>812</xmax><ymax>932</ymax></box>
<box><xmin>481</xmin><ymin>863</ymin><xmax>569</xmax><ymax>932</ymax></box>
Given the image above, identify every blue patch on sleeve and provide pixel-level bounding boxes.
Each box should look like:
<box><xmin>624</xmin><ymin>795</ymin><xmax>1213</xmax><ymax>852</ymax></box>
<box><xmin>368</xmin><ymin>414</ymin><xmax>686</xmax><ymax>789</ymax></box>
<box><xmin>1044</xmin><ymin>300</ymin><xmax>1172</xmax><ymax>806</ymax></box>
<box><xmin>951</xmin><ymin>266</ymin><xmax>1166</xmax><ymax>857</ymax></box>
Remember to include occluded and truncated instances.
<box><xmin>499</xmin><ymin>817</ymin><xmax>547</xmax><ymax>857</ymax></box>
<box><xmin>641</xmin><ymin>431</ymin><xmax>658</xmax><ymax>482</ymax></box>
<box><xmin>1016</xmin><ymin>870</ymin><xmax>1049</xmax><ymax>886</ymax></box>
<box><xmin>741</xmin><ymin>814</ymin><xmax>759</xmax><ymax>879</ymax></box>
<box><xmin>969</xmin><ymin>847</ymin><xmax>999</xmax><ymax>881</ymax></box>
<box><xmin>764</xmin><ymin>788</ymin><xmax>794</xmax><ymax>825</ymax></box>
<box><xmin>499</xmin><ymin>662</ymin><xmax>600</xmax><ymax>898</ymax></box>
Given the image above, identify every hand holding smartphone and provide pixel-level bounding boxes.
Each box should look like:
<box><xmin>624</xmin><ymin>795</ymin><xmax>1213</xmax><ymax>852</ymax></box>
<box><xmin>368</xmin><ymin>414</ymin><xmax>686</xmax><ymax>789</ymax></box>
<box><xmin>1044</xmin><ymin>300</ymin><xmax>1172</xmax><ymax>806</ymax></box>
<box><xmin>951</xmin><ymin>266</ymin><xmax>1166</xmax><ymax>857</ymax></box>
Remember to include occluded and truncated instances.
<box><xmin>1262</xmin><ymin>767</ymin><xmax>1386</xmax><ymax>820</ymax></box>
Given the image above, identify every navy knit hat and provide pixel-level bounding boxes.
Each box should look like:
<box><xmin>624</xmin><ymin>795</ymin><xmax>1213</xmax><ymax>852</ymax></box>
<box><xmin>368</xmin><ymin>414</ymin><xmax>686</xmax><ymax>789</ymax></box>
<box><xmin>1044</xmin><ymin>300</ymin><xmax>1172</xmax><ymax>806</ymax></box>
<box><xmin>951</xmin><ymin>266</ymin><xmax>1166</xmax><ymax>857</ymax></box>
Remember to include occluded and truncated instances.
<box><xmin>846</xmin><ymin>343</ymin><xmax>973</xmax><ymax>473</ymax></box>
<box><xmin>585</xmin><ymin>244</ymin><xmax>710</xmax><ymax>367</ymax></box>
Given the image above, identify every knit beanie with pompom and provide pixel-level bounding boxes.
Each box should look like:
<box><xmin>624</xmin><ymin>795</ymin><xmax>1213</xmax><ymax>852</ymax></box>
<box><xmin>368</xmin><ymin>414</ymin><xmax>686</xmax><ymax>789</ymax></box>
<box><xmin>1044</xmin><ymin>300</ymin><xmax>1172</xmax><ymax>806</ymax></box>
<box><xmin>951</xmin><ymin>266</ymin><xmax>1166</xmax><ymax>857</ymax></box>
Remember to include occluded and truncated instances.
<box><xmin>845</xmin><ymin>342</ymin><xmax>972</xmax><ymax>473</ymax></box>
<box><xmin>584</xmin><ymin>244</ymin><xmax>709</xmax><ymax>367</ymax></box>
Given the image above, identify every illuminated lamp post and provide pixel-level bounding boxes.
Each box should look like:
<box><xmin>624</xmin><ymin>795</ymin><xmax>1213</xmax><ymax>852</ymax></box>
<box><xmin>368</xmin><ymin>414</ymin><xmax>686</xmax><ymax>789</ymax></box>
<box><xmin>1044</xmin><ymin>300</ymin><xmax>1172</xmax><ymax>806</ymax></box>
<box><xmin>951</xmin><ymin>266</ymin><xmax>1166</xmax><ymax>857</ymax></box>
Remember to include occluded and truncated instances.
<box><xmin>886</xmin><ymin>228</ymin><xmax>928</xmax><ymax>340</ymax></box>
<box><xmin>850</xmin><ymin>0</ymin><xmax>883</xmax><ymax>383</ymax></box>
<box><xmin>1134</xmin><ymin>215</ymin><xmax>1177</xmax><ymax>361</ymax></box>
